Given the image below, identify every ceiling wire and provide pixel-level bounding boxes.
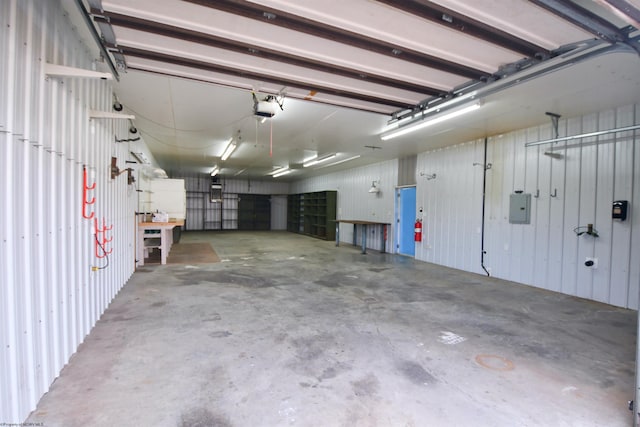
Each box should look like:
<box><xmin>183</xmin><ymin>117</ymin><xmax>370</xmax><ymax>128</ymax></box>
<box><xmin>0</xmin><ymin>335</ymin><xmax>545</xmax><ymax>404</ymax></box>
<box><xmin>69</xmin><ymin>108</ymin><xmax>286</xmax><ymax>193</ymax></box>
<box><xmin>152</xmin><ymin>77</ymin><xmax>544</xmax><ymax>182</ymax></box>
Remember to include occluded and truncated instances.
<box><xmin>168</xmin><ymin>79</ymin><xmax>177</xmax><ymax>143</ymax></box>
<box><xmin>138</xmin><ymin>130</ymin><xmax>219</xmax><ymax>150</ymax></box>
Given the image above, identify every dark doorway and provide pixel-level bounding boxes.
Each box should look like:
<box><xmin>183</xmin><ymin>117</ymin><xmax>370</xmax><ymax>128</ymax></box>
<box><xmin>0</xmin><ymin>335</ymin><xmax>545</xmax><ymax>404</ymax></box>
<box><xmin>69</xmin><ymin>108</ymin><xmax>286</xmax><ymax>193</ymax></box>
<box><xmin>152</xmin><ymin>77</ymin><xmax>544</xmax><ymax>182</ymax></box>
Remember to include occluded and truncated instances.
<box><xmin>238</xmin><ymin>194</ymin><xmax>271</xmax><ymax>230</ymax></box>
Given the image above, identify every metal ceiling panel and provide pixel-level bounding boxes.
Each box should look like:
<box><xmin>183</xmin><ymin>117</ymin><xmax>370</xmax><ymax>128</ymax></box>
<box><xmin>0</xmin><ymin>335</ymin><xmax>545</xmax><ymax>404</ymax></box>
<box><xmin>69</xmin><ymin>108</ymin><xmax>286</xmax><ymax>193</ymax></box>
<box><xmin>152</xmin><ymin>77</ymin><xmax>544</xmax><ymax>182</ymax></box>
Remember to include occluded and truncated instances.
<box><xmin>111</xmin><ymin>26</ymin><xmax>444</xmax><ymax>106</ymax></box>
<box><xmin>123</xmin><ymin>57</ymin><xmax>400</xmax><ymax>115</ymax></box>
<box><xmin>217</xmin><ymin>0</ymin><xmax>528</xmax><ymax>72</ymax></box>
<box><xmin>434</xmin><ymin>0</ymin><xmax>598</xmax><ymax>48</ymax></box>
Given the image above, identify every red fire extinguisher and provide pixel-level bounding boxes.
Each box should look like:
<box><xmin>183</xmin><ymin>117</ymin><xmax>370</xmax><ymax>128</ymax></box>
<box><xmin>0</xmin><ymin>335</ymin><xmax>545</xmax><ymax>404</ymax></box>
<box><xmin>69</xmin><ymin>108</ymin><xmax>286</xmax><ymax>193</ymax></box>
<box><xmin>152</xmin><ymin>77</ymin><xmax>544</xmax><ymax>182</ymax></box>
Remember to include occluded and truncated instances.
<box><xmin>414</xmin><ymin>218</ymin><xmax>422</xmax><ymax>242</ymax></box>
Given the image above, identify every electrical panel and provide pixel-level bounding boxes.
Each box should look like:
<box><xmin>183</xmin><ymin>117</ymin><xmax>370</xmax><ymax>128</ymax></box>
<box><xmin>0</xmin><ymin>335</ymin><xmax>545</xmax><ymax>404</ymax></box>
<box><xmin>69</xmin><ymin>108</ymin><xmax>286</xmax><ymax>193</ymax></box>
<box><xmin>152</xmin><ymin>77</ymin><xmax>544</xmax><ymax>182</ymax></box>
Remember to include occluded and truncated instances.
<box><xmin>509</xmin><ymin>193</ymin><xmax>531</xmax><ymax>224</ymax></box>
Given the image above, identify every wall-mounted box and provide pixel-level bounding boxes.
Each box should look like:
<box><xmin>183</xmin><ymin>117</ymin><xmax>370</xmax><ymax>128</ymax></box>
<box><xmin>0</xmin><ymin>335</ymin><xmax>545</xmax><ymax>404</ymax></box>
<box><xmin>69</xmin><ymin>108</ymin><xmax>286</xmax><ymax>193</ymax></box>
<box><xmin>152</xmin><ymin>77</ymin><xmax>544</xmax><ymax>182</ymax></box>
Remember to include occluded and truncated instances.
<box><xmin>612</xmin><ymin>200</ymin><xmax>628</xmax><ymax>221</ymax></box>
<box><xmin>509</xmin><ymin>193</ymin><xmax>531</xmax><ymax>224</ymax></box>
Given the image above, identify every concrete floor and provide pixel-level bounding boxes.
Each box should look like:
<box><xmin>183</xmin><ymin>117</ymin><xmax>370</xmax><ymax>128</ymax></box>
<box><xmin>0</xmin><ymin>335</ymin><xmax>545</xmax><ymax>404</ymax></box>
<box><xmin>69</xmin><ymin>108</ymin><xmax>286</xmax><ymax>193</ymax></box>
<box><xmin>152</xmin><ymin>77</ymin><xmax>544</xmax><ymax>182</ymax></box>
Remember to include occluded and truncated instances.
<box><xmin>27</xmin><ymin>231</ymin><xmax>636</xmax><ymax>426</ymax></box>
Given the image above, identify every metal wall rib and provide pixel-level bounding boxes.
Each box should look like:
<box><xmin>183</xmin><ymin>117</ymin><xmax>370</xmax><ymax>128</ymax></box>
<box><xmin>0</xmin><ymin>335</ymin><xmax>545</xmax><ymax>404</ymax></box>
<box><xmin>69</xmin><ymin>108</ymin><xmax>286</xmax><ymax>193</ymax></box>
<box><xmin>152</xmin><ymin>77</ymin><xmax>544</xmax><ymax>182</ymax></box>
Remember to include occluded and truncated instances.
<box><xmin>1</xmin><ymin>1</ymin><xmax>137</xmax><ymax>422</ymax></box>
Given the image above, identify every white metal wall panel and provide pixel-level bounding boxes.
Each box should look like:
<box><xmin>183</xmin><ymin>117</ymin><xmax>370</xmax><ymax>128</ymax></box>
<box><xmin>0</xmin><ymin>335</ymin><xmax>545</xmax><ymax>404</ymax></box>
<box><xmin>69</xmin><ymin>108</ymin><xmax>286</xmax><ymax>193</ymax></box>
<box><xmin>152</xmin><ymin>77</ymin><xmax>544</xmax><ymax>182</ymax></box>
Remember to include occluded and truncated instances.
<box><xmin>416</xmin><ymin>104</ymin><xmax>640</xmax><ymax>309</ymax></box>
<box><xmin>415</xmin><ymin>142</ymin><xmax>484</xmax><ymax>273</ymax></box>
<box><xmin>547</xmin><ymin>120</ymin><xmax>568</xmax><ymax>294</ymax></box>
<box><xmin>561</xmin><ymin>116</ymin><xmax>583</xmax><ymax>297</ymax></box>
<box><xmin>1</xmin><ymin>1</ymin><xmax>139</xmax><ymax>423</ymax></box>
<box><xmin>271</xmin><ymin>195</ymin><xmax>288</xmax><ymax>230</ymax></box>
<box><xmin>611</xmin><ymin>106</ymin><xmax>636</xmax><ymax>307</ymax></box>
<box><xmin>626</xmin><ymin>106</ymin><xmax>640</xmax><ymax>310</ymax></box>
<box><xmin>291</xmin><ymin>159</ymin><xmax>398</xmax><ymax>252</ymax></box>
<box><xmin>593</xmin><ymin>111</ymin><xmax>616</xmax><ymax>303</ymax></box>
<box><xmin>532</xmin><ymin>127</ymin><xmax>552</xmax><ymax>291</ymax></box>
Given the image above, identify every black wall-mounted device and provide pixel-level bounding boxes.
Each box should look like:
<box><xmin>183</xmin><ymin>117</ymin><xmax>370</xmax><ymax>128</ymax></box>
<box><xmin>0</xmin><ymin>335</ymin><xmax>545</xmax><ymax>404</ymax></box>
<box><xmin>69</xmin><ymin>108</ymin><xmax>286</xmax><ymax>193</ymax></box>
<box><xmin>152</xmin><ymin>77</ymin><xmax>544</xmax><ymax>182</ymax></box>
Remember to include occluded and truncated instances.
<box><xmin>612</xmin><ymin>200</ymin><xmax>628</xmax><ymax>221</ymax></box>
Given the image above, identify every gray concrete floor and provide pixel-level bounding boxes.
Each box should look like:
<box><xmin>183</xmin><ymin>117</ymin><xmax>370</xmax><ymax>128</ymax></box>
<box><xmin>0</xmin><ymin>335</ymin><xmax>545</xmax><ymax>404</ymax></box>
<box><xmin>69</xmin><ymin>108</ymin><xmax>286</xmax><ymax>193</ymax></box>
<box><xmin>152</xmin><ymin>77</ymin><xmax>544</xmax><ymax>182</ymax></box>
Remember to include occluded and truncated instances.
<box><xmin>28</xmin><ymin>231</ymin><xmax>636</xmax><ymax>426</ymax></box>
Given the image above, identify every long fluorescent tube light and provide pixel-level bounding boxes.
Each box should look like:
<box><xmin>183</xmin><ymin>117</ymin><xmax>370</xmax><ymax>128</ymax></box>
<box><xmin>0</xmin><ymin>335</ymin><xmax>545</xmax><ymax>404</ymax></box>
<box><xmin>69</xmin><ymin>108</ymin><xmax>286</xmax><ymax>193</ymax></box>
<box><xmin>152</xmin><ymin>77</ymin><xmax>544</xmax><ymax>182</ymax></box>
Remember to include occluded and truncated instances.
<box><xmin>381</xmin><ymin>102</ymin><xmax>481</xmax><ymax>141</ymax></box>
<box><xmin>268</xmin><ymin>166</ymin><xmax>289</xmax><ymax>175</ymax></box>
<box><xmin>381</xmin><ymin>91</ymin><xmax>479</xmax><ymax>134</ymax></box>
<box><xmin>303</xmin><ymin>153</ymin><xmax>336</xmax><ymax>167</ymax></box>
<box><xmin>221</xmin><ymin>140</ymin><xmax>236</xmax><ymax>161</ymax></box>
<box><xmin>273</xmin><ymin>169</ymin><xmax>292</xmax><ymax>178</ymax></box>
<box><xmin>210</xmin><ymin>166</ymin><xmax>219</xmax><ymax>176</ymax></box>
<box><xmin>316</xmin><ymin>155</ymin><xmax>361</xmax><ymax>169</ymax></box>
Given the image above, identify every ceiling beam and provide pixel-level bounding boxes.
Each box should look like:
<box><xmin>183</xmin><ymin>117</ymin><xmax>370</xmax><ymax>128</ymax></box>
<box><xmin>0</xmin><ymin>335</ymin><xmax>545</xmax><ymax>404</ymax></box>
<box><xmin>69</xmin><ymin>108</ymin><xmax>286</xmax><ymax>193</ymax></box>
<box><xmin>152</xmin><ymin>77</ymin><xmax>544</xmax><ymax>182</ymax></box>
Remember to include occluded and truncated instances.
<box><xmin>94</xmin><ymin>12</ymin><xmax>443</xmax><ymax>97</ymax></box>
<box><xmin>376</xmin><ymin>0</ymin><xmax>551</xmax><ymax>59</ymax></box>
<box><xmin>118</xmin><ymin>46</ymin><xmax>416</xmax><ymax>109</ymax></box>
<box><xmin>529</xmin><ymin>0</ymin><xmax>630</xmax><ymax>43</ymax></box>
<box><xmin>183</xmin><ymin>0</ymin><xmax>489</xmax><ymax>80</ymax></box>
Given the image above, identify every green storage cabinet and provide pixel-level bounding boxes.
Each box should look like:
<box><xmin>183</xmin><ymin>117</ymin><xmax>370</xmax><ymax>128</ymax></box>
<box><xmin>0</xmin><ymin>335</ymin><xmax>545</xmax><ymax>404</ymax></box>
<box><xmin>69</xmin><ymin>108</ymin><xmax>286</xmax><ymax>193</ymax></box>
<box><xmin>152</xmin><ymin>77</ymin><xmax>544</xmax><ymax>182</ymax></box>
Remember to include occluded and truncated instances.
<box><xmin>287</xmin><ymin>191</ymin><xmax>336</xmax><ymax>240</ymax></box>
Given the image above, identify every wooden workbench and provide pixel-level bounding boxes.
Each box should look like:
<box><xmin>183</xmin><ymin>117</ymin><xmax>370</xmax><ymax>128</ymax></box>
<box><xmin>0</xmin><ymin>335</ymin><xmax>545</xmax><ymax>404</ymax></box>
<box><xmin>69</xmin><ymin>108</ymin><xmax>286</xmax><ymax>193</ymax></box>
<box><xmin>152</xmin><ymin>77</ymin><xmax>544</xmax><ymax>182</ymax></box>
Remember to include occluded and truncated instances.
<box><xmin>137</xmin><ymin>220</ymin><xmax>184</xmax><ymax>266</ymax></box>
<box><xmin>334</xmin><ymin>220</ymin><xmax>390</xmax><ymax>254</ymax></box>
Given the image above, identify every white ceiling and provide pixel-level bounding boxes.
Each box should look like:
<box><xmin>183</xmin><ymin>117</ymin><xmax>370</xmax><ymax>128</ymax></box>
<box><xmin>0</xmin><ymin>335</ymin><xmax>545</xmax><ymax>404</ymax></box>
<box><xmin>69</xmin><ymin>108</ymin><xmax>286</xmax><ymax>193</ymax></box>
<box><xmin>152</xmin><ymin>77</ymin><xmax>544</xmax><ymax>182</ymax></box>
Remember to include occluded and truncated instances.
<box><xmin>65</xmin><ymin>0</ymin><xmax>640</xmax><ymax>180</ymax></box>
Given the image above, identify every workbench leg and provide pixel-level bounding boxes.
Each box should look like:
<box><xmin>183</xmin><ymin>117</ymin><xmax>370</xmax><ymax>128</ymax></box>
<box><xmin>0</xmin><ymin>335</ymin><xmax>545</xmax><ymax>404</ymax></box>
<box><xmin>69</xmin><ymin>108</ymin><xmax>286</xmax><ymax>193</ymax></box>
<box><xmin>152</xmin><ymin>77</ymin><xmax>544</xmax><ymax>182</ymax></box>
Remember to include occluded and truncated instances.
<box><xmin>137</xmin><ymin>228</ymin><xmax>145</xmax><ymax>267</ymax></box>
<box><xmin>362</xmin><ymin>224</ymin><xmax>367</xmax><ymax>254</ymax></box>
<box><xmin>353</xmin><ymin>224</ymin><xmax>357</xmax><ymax>247</ymax></box>
<box><xmin>160</xmin><ymin>229</ymin><xmax>168</xmax><ymax>265</ymax></box>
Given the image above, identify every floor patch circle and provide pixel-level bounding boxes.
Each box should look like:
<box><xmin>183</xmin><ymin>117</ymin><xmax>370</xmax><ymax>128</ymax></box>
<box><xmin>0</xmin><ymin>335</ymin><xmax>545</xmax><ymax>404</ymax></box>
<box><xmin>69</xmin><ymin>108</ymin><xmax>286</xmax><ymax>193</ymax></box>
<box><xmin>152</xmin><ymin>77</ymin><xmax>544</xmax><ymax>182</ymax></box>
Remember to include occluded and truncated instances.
<box><xmin>475</xmin><ymin>354</ymin><xmax>515</xmax><ymax>371</ymax></box>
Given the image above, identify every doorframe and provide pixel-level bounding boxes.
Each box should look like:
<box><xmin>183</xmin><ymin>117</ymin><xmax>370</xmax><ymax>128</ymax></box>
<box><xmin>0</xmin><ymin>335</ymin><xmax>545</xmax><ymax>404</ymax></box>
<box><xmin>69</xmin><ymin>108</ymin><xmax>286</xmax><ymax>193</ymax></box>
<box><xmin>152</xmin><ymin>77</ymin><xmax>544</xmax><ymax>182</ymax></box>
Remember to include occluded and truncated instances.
<box><xmin>395</xmin><ymin>185</ymin><xmax>416</xmax><ymax>256</ymax></box>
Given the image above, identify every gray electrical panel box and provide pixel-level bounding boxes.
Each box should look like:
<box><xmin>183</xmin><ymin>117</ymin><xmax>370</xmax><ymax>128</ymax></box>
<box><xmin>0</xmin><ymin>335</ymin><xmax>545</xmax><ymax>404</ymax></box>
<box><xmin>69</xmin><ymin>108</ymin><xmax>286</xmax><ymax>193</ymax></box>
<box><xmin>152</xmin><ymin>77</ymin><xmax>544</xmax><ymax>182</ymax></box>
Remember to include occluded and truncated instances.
<box><xmin>509</xmin><ymin>193</ymin><xmax>531</xmax><ymax>224</ymax></box>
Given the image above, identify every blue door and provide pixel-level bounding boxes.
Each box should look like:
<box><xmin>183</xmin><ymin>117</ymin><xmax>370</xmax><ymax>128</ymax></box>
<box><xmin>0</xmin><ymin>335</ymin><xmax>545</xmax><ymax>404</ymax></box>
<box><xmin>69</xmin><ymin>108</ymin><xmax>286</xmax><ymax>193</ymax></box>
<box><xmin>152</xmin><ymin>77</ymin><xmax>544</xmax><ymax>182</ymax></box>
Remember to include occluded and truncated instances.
<box><xmin>397</xmin><ymin>187</ymin><xmax>416</xmax><ymax>256</ymax></box>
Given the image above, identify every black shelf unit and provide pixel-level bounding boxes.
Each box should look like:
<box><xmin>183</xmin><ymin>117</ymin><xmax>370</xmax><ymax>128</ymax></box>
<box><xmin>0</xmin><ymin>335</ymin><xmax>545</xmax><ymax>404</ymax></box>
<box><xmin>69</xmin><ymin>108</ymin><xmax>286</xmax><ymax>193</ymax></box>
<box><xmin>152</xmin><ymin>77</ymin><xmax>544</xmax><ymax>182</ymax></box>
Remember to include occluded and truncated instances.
<box><xmin>287</xmin><ymin>190</ymin><xmax>336</xmax><ymax>240</ymax></box>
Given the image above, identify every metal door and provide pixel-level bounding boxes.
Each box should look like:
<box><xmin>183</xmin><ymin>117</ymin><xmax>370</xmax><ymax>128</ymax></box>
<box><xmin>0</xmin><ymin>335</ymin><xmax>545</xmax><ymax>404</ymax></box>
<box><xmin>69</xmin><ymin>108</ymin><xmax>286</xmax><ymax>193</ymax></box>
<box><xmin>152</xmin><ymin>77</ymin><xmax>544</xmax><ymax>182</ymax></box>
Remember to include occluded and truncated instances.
<box><xmin>396</xmin><ymin>186</ymin><xmax>416</xmax><ymax>256</ymax></box>
<box><xmin>238</xmin><ymin>194</ymin><xmax>271</xmax><ymax>230</ymax></box>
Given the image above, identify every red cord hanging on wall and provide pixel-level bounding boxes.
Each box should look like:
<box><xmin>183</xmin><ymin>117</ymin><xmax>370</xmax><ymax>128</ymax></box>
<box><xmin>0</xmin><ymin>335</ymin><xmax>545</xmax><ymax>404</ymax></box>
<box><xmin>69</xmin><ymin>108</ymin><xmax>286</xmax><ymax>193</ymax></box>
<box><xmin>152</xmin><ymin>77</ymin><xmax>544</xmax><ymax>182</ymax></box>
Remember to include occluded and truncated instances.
<box><xmin>82</xmin><ymin>166</ymin><xmax>96</xmax><ymax>219</ymax></box>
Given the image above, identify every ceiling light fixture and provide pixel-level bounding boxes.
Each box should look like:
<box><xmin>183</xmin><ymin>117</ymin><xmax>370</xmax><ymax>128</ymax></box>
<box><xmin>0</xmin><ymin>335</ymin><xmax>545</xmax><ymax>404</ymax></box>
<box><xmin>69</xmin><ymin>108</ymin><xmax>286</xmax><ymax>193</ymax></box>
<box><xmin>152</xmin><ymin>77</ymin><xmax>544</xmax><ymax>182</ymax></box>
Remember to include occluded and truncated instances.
<box><xmin>221</xmin><ymin>139</ymin><xmax>237</xmax><ymax>161</ymax></box>
<box><xmin>210</xmin><ymin>165</ymin><xmax>219</xmax><ymax>177</ymax></box>
<box><xmin>268</xmin><ymin>166</ymin><xmax>289</xmax><ymax>176</ymax></box>
<box><xmin>273</xmin><ymin>169</ymin><xmax>291</xmax><ymax>178</ymax></box>
<box><xmin>381</xmin><ymin>102</ymin><xmax>482</xmax><ymax>141</ymax></box>
<box><xmin>303</xmin><ymin>154</ymin><xmax>318</xmax><ymax>164</ymax></box>
<box><xmin>316</xmin><ymin>155</ymin><xmax>361</xmax><ymax>169</ymax></box>
<box><xmin>303</xmin><ymin>153</ymin><xmax>336</xmax><ymax>167</ymax></box>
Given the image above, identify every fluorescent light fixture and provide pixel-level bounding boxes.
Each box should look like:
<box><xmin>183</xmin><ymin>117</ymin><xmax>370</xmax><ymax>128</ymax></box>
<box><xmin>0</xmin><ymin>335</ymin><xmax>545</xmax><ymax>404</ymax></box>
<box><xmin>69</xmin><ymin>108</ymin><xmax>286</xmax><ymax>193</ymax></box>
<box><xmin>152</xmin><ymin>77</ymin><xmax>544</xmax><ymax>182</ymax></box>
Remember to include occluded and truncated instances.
<box><xmin>268</xmin><ymin>166</ymin><xmax>289</xmax><ymax>176</ymax></box>
<box><xmin>303</xmin><ymin>154</ymin><xmax>318</xmax><ymax>164</ymax></box>
<box><xmin>381</xmin><ymin>102</ymin><xmax>481</xmax><ymax>141</ymax></box>
<box><xmin>273</xmin><ymin>169</ymin><xmax>292</xmax><ymax>178</ymax></box>
<box><xmin>221</xmin><ymin>139</ymin><xmax>237</xmax><ymax>161</ymax></box>
<box><xmin>316</xmin><ymin>155</ymin><xmax>361</xmax><ymax>169</ymax></box>
<box><xmin>381</xmin><ymin>91</ymin><xmax>478</xmax><ymax>134</ymax></box>
<box><xmin>303</xmin><ymin>153</ymin><xmax>336</xmax><ymax>167</ymax></box>
<box><xmin>210</xmin><ymin>165</ymin><xmax>219</xmax><ymax>176</ymax></box>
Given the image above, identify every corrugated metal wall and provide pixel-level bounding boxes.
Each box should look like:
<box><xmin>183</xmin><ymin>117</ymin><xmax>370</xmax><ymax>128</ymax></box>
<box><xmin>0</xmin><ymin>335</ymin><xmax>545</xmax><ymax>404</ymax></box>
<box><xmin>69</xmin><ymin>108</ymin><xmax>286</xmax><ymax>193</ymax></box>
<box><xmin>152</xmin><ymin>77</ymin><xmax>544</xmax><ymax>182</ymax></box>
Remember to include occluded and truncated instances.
<box><xmin>271</xmin><ymin>195</ymin><xmax>288</xmax><ymax>230</ymax></box>
<box><xmin>416</xmin><ymin>104</ymin><xmax>640</xmax><ymax>309</ymax></box>
<box><xmin>1</xmin><ymin>1</ymin><xmax>137</xmax><ymax>422</ymax></box>
<box><xmin>291</xmin><ymin>159</ymin><xmax>398</xmax><ymax>251</ymax></box>
<box><xmin>415</xmin><ymin>141</ymin><xmax>486</xmax><ymax>273</ymax></box>
<box><xmin>173</xmin><ymin>173</ymin><xmax>290</xmax><ymax>230</ymax></box>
